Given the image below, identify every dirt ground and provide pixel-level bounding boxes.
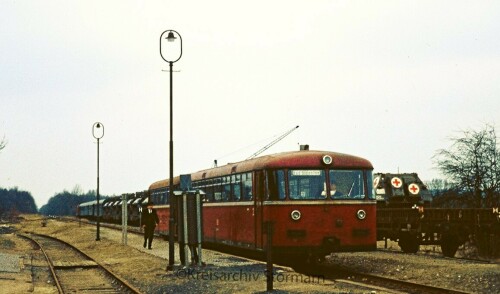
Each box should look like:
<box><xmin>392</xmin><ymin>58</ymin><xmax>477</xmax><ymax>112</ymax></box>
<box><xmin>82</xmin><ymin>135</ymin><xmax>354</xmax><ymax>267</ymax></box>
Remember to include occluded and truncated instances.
<box><xmin>2</xmin><ymin>216</ymin><xmax>367</xmax><ymax>293</ymax></box>
<box><xmin>2</xmin><ymin>215</ymin><xmax>499</xmax><ymax>293</ymax></box>
<box><xmin>328</xmin><ymin>245</ymin><xmax>499</xmax><ymax>294</ymax></box>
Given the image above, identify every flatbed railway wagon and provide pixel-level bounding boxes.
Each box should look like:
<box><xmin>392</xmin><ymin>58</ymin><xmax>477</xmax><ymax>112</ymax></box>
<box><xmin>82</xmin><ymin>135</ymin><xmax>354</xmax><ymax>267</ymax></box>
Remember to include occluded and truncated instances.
<box><xmin>375</xmin><ymin>173</ymin><xmax>500</xmax><ymax>257</ymax></box>
<box><xmin>149</xmin><ymin>149</ymin><xmax>377</xmax><ymax>263</ymax></box>
<box><xmin>78</xmin><ymin>192</ymin><xmax>149</xmax><ymax>227</ymax></box>
<box><xmin>101</xmin><ymin>192</ymin><xmax>149</xmax><ymax>226</ymax></box>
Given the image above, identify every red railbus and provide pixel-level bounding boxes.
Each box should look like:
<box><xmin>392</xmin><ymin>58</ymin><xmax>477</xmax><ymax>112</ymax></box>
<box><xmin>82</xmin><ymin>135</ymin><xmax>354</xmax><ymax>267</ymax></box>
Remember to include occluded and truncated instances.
<box><xmin>149</xmin><ymin>149</ymin><xmax>376</xmax><ymax>262</ymax></box>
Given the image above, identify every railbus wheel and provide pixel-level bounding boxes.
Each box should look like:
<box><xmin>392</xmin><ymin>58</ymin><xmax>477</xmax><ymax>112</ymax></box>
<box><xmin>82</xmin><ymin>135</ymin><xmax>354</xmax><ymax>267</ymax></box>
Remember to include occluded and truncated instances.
<box><xmin>287</xmin><ymin>253</ymin><xmax>325</xmax><ymax>275</ymax></box>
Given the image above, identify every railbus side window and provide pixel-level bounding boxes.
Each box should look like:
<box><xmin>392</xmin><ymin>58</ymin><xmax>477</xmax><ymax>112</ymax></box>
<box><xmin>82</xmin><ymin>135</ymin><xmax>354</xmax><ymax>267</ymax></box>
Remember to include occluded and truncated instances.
<box><xmin>153</xmin><ymin>189</ymin><xmax>165</xmax><ymax>204</ymax></box>
<box><xmin>204</xmin><ymin>179</ymin><xmax>214</xmax><ymax>202</ymax></box>
<box><xmin>232</xmin><ymin>174</ymin><xmax>241</xmax><ymax>201</ymax></box>
<box><xmin>242</xmin><ymin>172</ymin><xmax>253</xmax><ymax>201</ymax></box>
<box><xmin>213</xmin><ymin>177</ymin><xmax>222</xmax><ymax>202</ymax></box>
<box><xmin>222</xmin><ymin>176</ymin><xmax>231</xmax><ymax>202</ymax></box>
<box><xmin>267</xmin><ymin>170</ymin><xmax>286</xmax><ymax>200</ymax></box>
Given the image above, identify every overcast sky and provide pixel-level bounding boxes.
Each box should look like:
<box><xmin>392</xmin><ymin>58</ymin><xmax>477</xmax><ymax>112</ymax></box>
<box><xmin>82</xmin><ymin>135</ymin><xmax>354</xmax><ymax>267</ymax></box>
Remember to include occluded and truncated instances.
<box><xmin>1</xmin><ymin>1</ymin><xmax>499</xmax><ymax>208</ymax></box>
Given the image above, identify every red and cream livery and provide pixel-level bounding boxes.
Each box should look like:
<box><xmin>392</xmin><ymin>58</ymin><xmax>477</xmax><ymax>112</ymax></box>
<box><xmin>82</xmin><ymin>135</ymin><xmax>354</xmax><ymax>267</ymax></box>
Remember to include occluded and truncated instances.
<box><xmin>149</xmin><ymin>149</ymin><xmax>376</xmax><ymax>262</ymax></box>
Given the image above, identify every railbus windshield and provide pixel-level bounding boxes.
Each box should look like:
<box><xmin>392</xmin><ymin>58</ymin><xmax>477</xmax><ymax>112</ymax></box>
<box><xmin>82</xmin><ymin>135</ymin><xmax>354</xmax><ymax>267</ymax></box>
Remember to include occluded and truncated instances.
<box><xmin>267</xmin><ymin>169</ymin><xmax>374</xmax><ymax>200</ymax></box>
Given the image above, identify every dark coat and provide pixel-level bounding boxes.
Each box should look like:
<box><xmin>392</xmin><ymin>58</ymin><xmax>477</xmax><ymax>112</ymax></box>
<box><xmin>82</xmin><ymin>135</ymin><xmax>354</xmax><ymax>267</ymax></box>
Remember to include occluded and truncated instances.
<box><xmin>142</xmin><ymin>208</ymin><xmax>159</xmax><ymax>228</ymax></box>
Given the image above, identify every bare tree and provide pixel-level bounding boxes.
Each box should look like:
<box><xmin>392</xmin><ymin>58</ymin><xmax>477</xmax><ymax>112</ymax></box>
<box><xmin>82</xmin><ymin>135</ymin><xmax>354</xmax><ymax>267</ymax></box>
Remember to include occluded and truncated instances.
<box><xmin>424</xmin><ymin>178</ymin><xmax>454</xmax><ymax>197</ymax></box>
<box><xmin>434</xmin><ymin>124</ymin><xmax>500</xmax><ymax>207</ymax></box>
<box><xmin>71</xmin><ymin>185</ymin><xmax>84</xmax><ymax>196</ymax></box>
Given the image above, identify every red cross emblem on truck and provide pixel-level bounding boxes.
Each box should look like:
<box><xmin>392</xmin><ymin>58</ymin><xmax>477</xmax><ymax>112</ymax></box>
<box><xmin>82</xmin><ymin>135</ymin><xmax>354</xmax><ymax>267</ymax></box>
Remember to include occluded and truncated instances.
<box><xmin>391</xmin><ymin>177</ymin><xmax>403</xmax><ymax>188</ymax></box>
<box><xmin>408</xmin><ymin>183</ymin><xmax>420</xmax><ymax>195</ymax></box>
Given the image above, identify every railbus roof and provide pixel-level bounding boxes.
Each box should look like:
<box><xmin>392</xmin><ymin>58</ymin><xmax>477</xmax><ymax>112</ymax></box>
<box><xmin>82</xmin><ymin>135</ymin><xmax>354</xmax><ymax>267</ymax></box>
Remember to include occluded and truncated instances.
<box><xmin>149</xmin><ymin>150</ymin><xmax>372</xmax><ymax>191</ymax></box>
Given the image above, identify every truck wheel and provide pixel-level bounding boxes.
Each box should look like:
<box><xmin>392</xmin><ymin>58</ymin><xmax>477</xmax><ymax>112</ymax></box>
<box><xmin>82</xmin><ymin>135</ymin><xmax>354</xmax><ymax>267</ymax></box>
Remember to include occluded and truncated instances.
<box><xmin>441</xmin><ymin>233</ymin><xmax>459</xmax><ymax>257</ymax></box>
<box><xmin>398</xmin><ymin>234</ymin><xmax>420</xmax><ymax>253</ymax></box>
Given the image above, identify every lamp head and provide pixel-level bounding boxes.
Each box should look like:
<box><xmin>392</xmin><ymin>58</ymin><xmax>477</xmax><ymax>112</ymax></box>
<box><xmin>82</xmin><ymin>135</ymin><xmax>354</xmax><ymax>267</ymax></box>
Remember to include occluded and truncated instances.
<box><xmin>92</xmin><ymin>122</ymin><xmax>104</xmax><ymax>139</ymax></box>
<box><xmin>166</xmin><ymin>31</ymin><xmax>177</xmax><ymax>42</ymax></box>
<box><xmin>160</xmin><ymin>29</ymin><xmax>182</xmax><ymax>63</ymax></box>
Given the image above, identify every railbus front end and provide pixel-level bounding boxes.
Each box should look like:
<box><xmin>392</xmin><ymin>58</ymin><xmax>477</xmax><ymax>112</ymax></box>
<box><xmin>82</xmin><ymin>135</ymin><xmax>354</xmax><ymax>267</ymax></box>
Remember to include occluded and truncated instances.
<box><xmin>258</xmin><ymin>152</ymin><xmax>377</xmax><ymax>263</ymax></box>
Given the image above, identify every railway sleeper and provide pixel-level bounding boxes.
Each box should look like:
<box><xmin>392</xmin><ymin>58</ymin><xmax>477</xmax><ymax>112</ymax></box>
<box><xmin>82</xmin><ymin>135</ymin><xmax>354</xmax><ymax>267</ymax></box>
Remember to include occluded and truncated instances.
<box><xmin>52</xmin><ymin>260</ymin><xmax>98</xmax><ymax>269</ymax></box>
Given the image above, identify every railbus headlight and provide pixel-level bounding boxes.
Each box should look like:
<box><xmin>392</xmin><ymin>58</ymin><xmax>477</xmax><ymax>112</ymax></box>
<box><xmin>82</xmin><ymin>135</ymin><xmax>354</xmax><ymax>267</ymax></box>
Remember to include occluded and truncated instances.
<box><xmin>322</xmin><ymin>155</ymin><xmax>333</xmax><ymax>165</ymax></box>
<box><xmin>290</xmin><ymin>210</ymin><xmax>301</xmax><ymax>221</ymax></box>
<box><xmin>356</xmin><ymin>209</ymin><xmax>367</xmax><ymax>220</ymax></box>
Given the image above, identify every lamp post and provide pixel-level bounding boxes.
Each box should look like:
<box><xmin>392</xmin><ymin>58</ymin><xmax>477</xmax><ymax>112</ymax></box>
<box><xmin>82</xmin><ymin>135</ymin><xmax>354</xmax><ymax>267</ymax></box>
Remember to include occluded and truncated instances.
<box><xmin>92</xmin><ymin>122</ymin><xmax>104</xmax><ymax>241</ymax></box>
<box><xmin>160</xmin><ymin>29</ymin><xmax>182</xmax><ymax>270</ymax></box>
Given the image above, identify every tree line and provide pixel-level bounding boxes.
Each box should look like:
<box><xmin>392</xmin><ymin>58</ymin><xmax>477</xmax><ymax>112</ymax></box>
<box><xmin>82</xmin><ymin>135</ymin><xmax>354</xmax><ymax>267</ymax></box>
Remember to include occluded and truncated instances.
<box><xmin>0</xmin><ymin>187</ymin><xmax>38</xmax><ymax>218</ymax></box>
<box><xmin>0</xmin><ymin>185</ymin><xmax>111</xmax><ymax>218</ymax></box>
<box><xmin>39</xmin><ymin>186</ymin><xmax>109</xmax><ymax>216</ymax></box>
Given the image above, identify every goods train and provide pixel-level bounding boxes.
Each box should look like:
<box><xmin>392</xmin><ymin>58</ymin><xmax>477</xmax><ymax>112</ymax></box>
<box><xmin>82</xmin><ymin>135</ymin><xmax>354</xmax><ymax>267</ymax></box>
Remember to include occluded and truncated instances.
<box><xmin>375</xmin><ymin>173</ymin><xmax>500</xmax><ymax>257</ymax></box>
<box><xmin>78</xmin><ymin>149</ymin><xmax>377</xmax><ymax>263</ymax></box>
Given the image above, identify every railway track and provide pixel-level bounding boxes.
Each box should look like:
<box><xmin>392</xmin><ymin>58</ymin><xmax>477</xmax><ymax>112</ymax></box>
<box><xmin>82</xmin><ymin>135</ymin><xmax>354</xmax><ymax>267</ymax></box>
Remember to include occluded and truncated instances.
<box><xmin>293</xmin><ymin>263</ymin><xmax>471</xmax><ymax>294</ymax></box>
<box><xmin>62</xmin><ymin>217</ymin><xmax>483</xmax><ymax>293</ymax></box>
<box><xmin>19</xmin><ymin>233</ymin><xmax>142</xmax><ymax>294</ymax></box>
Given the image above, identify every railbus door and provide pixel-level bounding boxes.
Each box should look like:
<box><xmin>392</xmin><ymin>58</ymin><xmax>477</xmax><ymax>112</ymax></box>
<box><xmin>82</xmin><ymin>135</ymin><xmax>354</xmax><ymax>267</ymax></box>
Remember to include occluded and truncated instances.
<box><xmin>254</xmin><ymin>170</ymin><xmax>265</xmax><ymax>249</ymax></box>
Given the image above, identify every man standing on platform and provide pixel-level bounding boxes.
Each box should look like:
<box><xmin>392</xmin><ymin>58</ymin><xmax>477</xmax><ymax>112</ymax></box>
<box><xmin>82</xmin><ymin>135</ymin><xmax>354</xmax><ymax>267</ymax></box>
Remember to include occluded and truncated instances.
<box><xmin>141</xmin><ymin>201</ymin><xmax>159</xmax><ymax>249</ymax></box>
